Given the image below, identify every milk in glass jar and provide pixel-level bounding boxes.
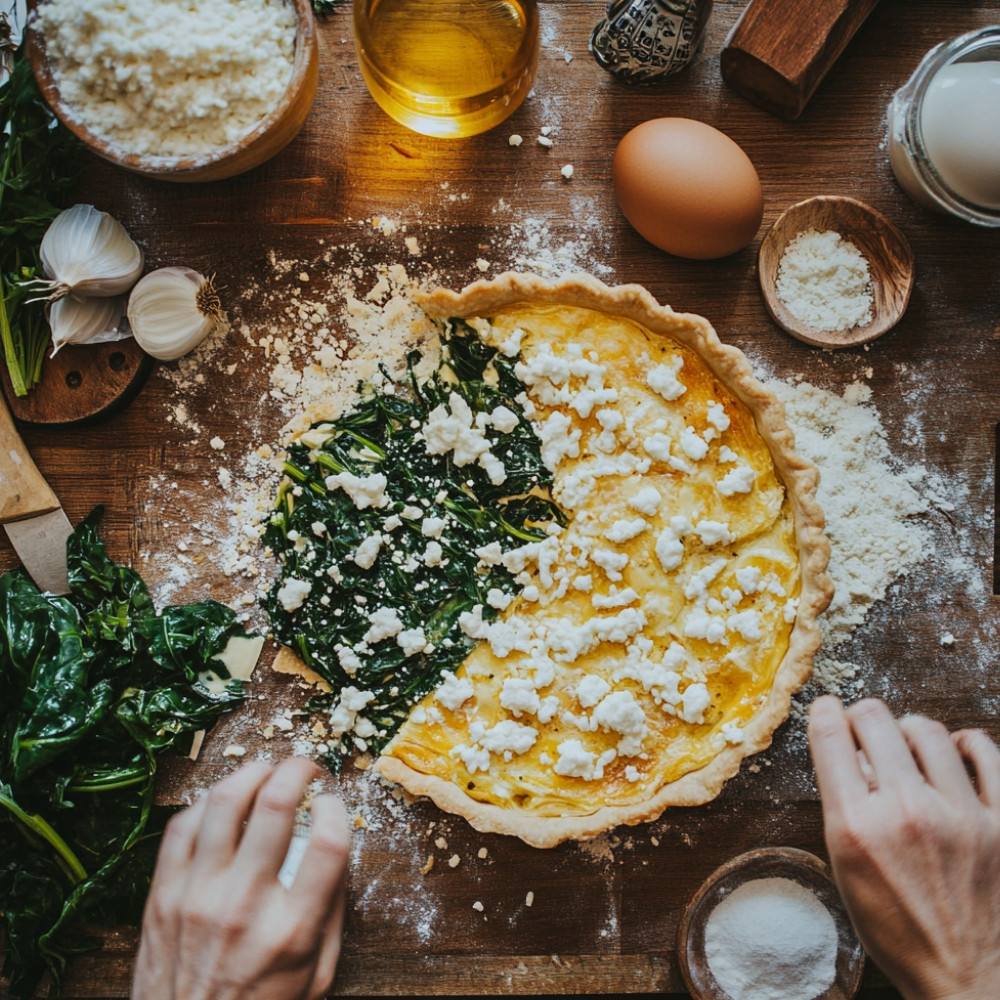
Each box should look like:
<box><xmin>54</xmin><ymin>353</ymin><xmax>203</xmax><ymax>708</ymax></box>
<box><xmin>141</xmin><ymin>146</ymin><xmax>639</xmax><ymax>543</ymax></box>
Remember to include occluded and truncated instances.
<box><xmin>888</xmin><ymin>26</ymin><xmax>1000</xmax><ymax>226</ymax></box>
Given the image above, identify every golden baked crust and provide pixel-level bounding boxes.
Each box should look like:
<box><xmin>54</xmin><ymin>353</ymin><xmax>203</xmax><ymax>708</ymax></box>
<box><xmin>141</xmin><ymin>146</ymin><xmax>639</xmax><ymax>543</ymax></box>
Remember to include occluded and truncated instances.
<box><xmin>375</xmin><ymin>272</ymin><xmax>831</xmax><ymax>848</ymax></box>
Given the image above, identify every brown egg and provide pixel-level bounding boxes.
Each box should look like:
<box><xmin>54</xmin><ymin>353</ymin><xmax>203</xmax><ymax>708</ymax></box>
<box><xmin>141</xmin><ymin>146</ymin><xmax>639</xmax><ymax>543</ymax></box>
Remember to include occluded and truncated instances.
<box><xmin>613</xmin><ymin>118</ymin><xmax>764</xmax><ymax>260</ymax></box>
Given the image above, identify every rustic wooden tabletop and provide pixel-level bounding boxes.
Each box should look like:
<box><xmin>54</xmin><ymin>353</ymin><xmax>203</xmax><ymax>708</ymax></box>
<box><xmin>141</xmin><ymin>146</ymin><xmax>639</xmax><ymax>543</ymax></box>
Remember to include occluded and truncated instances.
<box><xmin>3</xmin><ymin>0</ymin><xmax>1000</xmax><ymax>996</ymax></box>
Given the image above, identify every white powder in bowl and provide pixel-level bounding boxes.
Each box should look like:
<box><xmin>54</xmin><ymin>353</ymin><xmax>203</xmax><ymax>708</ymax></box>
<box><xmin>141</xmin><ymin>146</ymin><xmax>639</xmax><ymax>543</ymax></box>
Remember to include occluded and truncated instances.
<box><xmin>704</xmin><ymin>876</ymin><xmax>838</xmax><ymax>1000</ymax></box>
<box><xmin>37</xmin><ymin>0</ymin><xmax>297</xmax><ymax>158</ymax></box>
<box><xmin>775</xmin><ymin>228</ymin><xmax>873</xmax><ymax>332</ymax></box>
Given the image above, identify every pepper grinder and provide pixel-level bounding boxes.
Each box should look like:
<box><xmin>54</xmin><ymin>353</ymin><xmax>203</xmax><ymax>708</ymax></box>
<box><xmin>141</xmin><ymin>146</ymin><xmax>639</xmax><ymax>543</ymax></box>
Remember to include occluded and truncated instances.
<box><xmin>590</xmin><ymin>0</ymin><xmax>713</xmax><ymax>84</ymax></box>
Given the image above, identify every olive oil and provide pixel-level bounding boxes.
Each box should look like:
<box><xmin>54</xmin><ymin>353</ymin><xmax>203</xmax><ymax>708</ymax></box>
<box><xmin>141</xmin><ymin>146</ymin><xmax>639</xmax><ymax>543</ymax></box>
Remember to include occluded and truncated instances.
<box><xmin>353</xmin><ymin>0</ymin><xmax>539</xmax><ymax>138</ymax></box>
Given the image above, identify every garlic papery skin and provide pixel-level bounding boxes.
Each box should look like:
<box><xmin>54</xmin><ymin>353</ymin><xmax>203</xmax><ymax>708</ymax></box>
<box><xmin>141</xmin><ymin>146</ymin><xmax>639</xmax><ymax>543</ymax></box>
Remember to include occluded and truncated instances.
<box><xmin>126</xmin><ymin>267</ymin><xmax>223</xmax><ymax>361</ymax></box>
<box><xmin>47</xmin><ymin>293</ymin><xmax>126</xmax><ymax>355</ymax></box>
<box><xmin>38</xmin><ymin>204</ymin><xmax>144</xmax><ymax>300</ymax></box>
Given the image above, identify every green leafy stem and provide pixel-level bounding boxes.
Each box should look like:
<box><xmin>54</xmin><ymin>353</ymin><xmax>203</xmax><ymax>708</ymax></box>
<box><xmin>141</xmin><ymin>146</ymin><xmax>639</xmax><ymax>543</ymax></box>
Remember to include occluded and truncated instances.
<box><xmin>0</xmin><ymin>789</ymin><xmax>88</xmax><ymax>885</ymax></box>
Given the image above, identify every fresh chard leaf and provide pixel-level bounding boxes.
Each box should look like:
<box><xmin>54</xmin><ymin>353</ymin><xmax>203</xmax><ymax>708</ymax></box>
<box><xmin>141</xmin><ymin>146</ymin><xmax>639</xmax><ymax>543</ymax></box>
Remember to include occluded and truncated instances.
<box><xmin>0</xmin><ymin>511</ymin><xmax>252</xmax><ymax>998</ymax></box>
<box><xmin>264</xmin><ymin>319</ymin><xmax>567</xmax><ymax>767</ymax></box>
<box><xmin>137</xmin><ymin>599</ymin><xmax>253</xmax><ymax>682</ymax></box>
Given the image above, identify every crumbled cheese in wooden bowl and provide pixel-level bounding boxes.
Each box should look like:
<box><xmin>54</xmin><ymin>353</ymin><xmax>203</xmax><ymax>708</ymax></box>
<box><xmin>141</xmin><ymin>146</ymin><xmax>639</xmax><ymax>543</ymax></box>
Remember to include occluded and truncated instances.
<box><xmin>775</xmin><ymin>229</ymin><xmax>873</xmax><ymax>332</ymax></box>
<box><xmin>36</xmin><ymin>0</ymin><xmax>297</xmax><ymax>158</ymax></box>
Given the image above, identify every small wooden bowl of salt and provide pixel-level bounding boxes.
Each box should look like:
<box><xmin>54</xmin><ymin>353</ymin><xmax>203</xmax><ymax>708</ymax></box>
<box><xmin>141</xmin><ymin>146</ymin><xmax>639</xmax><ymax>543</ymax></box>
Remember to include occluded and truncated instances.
<box><xmin>677</xmin><ymin>846</ymin><xmax>864</xmax><ymax>1000</ymax></box>
<box><xmin>758</xmin><ymin>195</ymin><xmax>914</xmax><ymax>348</ymax></box>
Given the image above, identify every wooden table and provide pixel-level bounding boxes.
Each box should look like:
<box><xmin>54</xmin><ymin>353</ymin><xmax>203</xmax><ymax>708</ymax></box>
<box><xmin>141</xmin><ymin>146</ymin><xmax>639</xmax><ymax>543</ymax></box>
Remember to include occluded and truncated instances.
<box><xmin>3</xmin><ymin>1</ymin><xmax>999</xmax><ymax>996</ymax></box>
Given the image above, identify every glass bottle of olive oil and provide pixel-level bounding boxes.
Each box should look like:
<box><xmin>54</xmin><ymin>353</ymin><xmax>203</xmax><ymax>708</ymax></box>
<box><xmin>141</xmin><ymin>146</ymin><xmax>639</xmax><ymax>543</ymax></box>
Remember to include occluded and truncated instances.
<box><xmin>353</xmin><ymin>0</ymin><xmax>540</xmax><ymax>138</ymax></box>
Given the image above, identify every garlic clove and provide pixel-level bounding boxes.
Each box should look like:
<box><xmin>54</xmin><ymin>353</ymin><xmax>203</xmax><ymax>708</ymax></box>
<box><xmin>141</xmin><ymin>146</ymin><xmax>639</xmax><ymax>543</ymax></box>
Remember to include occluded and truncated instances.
<box><xmin>127</xmin><ymin>266</ymin><xmax>223</xmax><ymax>361</ymax></box>
<box><xmin>47</xmin><ymin>293</ymin><xmax>126</xmax><ymax>355</ymax></box>
<box><xmin>40</xmin><ymin>204</ymin><xmax>144</xmax><ymax>299</ymax></box>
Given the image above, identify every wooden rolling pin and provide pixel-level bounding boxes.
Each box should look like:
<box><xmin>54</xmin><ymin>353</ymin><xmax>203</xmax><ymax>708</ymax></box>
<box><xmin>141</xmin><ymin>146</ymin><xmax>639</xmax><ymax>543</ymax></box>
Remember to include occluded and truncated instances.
<box><xmin>720</xmin><ymin>0</ymin><xmax>882</xmax><ymax>120</ymax></box>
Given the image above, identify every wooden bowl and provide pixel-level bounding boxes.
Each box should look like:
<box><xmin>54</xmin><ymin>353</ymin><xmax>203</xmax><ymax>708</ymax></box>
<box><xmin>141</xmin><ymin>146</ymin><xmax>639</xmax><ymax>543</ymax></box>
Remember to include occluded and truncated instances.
<box><xmin>677</xmin><ymin>846</ymin><xmax>864</xmax><ymax>1000</ymax></box>
<box><xmin>26</xmin><ymin>0</ymin><xmax>318</xmax><ymax>183</ymax></box>
<box><xmin>758</xmin><ymin>196</ymin><xmax>914</xmax><ymax>348</ymax></box>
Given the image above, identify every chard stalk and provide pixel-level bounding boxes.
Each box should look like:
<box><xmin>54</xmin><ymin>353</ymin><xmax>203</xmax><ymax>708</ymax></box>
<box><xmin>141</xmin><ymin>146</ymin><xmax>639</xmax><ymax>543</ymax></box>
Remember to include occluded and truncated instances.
<box><xmin>0</xmin><ymin>790</ymin><xmax>88</xmax><ymax>884</ymax></box>
<box><xmin>0</xmin><ymin>278</ymin><xmax>26</xmax><ymax>396</ymax></box>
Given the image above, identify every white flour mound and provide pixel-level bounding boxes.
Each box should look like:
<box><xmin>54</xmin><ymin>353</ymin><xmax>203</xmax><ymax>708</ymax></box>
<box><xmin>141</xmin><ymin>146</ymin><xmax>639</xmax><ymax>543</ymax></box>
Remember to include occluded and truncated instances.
<box><xmin>767</xmin><ymin>378</ymin><xmax>931</xmax><ymax>697</ymax></box>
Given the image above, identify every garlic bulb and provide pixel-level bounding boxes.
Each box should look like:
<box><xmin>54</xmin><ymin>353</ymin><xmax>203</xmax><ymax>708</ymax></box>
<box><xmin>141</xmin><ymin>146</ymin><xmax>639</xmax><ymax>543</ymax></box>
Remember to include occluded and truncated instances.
<box><xmin>127</xmin><ymin>267</ymin><xmax>223</xmax><ymax>361</ymax></box>
<box><xmin>37</xmin><ymin>204</ymin><xmax>144</xmax><ymax>300</ymax></box>
<box><xmin>47</xmin><ymin>293</ymin><xmax>126</xmax><ymax>355</ymax></box>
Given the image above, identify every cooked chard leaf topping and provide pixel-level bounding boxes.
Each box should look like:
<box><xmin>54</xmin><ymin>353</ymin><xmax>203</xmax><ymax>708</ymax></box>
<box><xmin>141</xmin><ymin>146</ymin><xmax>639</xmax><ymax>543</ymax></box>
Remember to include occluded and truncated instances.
<box><xmin>264</xmin><ymin>318</ymin><xmax>566</xmax><ymax>767</ymax></box>
<box><xmin>0</xmin><ymin>509</ymin><xmax>253</xmax><ymax>999</ymax></box>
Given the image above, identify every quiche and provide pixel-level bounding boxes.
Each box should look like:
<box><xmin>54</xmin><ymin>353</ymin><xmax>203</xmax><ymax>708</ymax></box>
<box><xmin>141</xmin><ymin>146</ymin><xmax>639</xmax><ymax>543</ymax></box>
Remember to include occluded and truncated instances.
<box><xmin>266</xmin><ymin>273</ymin><xmax>831</xmax><ymax>849</ymax></box>
<box><xmin>374</xmin><ymin>274</ymin><xmax>830</xmax><ymax>847</ymax></box>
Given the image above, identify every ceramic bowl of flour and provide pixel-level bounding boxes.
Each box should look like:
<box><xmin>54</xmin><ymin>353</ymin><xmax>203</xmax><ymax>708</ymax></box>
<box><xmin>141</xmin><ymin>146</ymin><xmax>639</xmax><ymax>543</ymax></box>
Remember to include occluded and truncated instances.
<box><xmin>677</xmin><ymin>847</ymin><xmax>864</xmax><ymax>1000</ymax></box>
<box><xmin>758</xmin><ymin>195</ymin><xmax>914</xmax><ymax>349</ymax></box>
<box><xmin>27</xmin><ymin>0</ymin><xmax>319</xmax><ymax>183</ymax></box>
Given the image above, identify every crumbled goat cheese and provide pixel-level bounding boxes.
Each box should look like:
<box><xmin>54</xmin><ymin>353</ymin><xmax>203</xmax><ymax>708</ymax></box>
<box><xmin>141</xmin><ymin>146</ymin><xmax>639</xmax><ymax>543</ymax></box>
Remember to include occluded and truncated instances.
<box><xmin>325</xmin><ymin>470</ymin><xmax>389</xmax><ymax>509</ymax></box>
<box><xmin>605</xmin><ymin>518</ymin><xmax>648</xmax><ymax>543</ymax></box>
<box><xmin>434</xmin><ymin>671</ymin><xmax>475</xmax><ymax>711</ymax></box>
<box><xmin>397</xmin><ymin>627</ymin><xmax>429</xmax><ymax>657</ymax></box>
<box><xmin>775</xmin><ymin>228</ymin><xmax>874</xmax><ymax>332</ymax></box>
<box><xmin>718</xmin><ymin>464</ymin><xmax>756</xmax><ymax>496</ymax></box>
<box><xmin>646</xmin><ymin>358</ymin><xmax>686</xmax><ymax>401</ymax></box>
<box><xmin>421</xmin><ymin>391</ymin><xmax>506</xmax><ymax>484</ymax></box>
<box><xmin>276</xmin><ymin>577</ymin><xmax>311</xmax><ymax>612</ymax></box>
<box><xmin>628</xmin><ymin>485</ymin><xmax>662</xmax><ymax>516</ymax></box>
<box><xmin>363</xmin><ymin>606</ymin><xmax>404</xmax><ymax>644</ymax></box>
<box><xmin>38</xmin><ymin>0</ymin><xmax>296</xmax><ymax>158</ymax></box>
<box><xmin>679</xmin><ymin>426</ymin><xmax>709</xmax><ymax>460</ymax></box>
<box><xmin>352</xmin><ymin>533</ymin><xmax>382</xmax><ymax>569</ymax></box>
<box><xmin>328</xmin><ymin>686</ymin><xmax>376</xmax><ymax>739</ymax></box>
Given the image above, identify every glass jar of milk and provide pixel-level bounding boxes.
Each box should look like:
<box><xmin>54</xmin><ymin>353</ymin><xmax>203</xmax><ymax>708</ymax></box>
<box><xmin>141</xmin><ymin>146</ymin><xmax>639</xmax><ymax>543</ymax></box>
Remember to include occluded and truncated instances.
<box><xmin>888</xmin><ymin>26</ymin><xmax>1000</xmax><ymax>226</ymax></box>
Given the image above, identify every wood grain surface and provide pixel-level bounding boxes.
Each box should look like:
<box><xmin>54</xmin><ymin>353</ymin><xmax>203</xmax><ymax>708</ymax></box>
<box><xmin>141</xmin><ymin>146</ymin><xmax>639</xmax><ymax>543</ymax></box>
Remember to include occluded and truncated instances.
<box><xmin>3</xmin><ymin>1</ymin><xmax>1000</xmax><ymax>997</ymax></box>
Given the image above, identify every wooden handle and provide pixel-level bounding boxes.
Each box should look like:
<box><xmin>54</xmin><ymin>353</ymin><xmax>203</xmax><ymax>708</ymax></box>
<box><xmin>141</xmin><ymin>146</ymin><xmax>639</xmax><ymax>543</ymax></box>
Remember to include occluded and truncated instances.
<box><xmin>0</xmin><ymin>396</ymin><xmax>61</xmax><ymax>523</ymax></box>
<box><xmin>720</xmin><ymin>0</ymin><xmax>882</xmax><ymax>120</ymax></box>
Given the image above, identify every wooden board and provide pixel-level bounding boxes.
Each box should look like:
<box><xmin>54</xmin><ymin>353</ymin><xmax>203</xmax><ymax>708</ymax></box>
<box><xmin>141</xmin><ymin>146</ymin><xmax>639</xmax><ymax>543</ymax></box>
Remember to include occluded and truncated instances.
<box><xmin>4</xmin><ymin>2</ymin><xmax>1000</xmax><ymax>997</ymax></box>
<box><xmin>0</xmin><ymin>338</ymin><xmax>152</xmax><ymax>426</ymax></box>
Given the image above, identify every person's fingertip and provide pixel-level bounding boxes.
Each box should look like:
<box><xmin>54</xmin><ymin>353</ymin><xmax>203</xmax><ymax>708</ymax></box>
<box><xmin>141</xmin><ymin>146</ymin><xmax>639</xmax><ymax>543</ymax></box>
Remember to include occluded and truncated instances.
<box><xmin>845</xmin><ymin>697</ymin><xmax>892</xmax><ymax>721</ymax></box>
<box><xmin>899</xmin><ymin>714</ymin><xmax>949</xmax><ymax>738</ymax></box>
<box><xmin>310</xmin><ymin>795</ymin><xmax>352</xmax><ymax>850</ymax></box>
<box><xmin>808</xmin><ymin>695</ymin><xmax>844</xmax><ymax>727</ymax></box>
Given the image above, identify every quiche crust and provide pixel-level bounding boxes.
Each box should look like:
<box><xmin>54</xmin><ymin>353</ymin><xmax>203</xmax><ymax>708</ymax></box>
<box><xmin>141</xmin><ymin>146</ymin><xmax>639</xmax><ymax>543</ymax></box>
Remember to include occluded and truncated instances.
<box><xmin>376</xmin><ymin>272</ymin><xmax>831</xmax><ymax>848</ymax></box>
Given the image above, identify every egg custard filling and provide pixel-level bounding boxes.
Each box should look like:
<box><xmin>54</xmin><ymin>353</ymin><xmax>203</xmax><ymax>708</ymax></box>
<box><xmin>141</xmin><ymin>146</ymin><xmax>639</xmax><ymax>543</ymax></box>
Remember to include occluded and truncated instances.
<box><xmin>267</xmin><ymin>274</ymin><xmax>831</xmax><ymax>848</ymax></box>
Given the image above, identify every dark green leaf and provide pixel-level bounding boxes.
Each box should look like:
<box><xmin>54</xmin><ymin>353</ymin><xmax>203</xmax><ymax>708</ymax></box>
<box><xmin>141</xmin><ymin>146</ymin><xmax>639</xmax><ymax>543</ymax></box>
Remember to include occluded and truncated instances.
<box><xmin>0</xmin><ymin>511</ymin><xmax>249</xmax><ymax>997</ymax></box>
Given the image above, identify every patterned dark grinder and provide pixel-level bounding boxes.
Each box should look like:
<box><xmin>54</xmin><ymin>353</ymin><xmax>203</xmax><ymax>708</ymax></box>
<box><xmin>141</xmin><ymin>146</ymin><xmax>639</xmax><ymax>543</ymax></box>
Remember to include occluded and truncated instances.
<box><xmin>590</xmin><ymin>0</ymin><xmax>713</xmax><ymax>83</ymax></box>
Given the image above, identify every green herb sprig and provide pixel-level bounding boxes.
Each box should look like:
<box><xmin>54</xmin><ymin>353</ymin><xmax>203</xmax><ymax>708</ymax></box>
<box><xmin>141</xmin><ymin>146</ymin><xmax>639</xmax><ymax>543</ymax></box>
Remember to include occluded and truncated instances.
<box><xmin>0</xmin><ymin>42</ymin><xmax>81</xmax><ymax>396</ymax></box>
<box><xmin>0</xmin><ymin>510</ymin><xmax>252</xmax><ymax>998</ymax></box>
<box><xmin>264</xmin><ymin>320</ymin><xmax>567</xmax><ymax>769</ymax></box>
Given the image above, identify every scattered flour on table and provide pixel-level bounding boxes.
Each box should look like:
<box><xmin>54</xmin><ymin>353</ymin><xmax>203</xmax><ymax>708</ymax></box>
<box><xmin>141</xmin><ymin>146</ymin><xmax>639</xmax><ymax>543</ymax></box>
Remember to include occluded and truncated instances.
<box><xmin>764</xmin><ymin>377</ymin><xmax>932</xmax><ymax>702</ymax></box>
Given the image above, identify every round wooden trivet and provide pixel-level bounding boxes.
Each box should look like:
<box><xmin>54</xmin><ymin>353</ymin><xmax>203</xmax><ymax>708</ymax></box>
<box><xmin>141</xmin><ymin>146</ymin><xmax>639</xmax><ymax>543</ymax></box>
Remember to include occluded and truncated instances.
<box><xmin>0</xmin><ymin>338</ymin><xmax>153</xmax><ymax>426</ymax></box>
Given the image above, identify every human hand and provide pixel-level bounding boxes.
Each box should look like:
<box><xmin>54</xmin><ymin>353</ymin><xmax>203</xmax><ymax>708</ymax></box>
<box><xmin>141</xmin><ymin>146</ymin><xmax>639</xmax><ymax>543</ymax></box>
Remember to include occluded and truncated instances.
<box><xmin>132</xmin><ymin>756</ymin><xmax>350</xmax><ymax>1000</ymax></box>
<box><xmin>809</xmin><ymin>696</ymin><xmax>1000</xmax><ymax>1000</ymax></box>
